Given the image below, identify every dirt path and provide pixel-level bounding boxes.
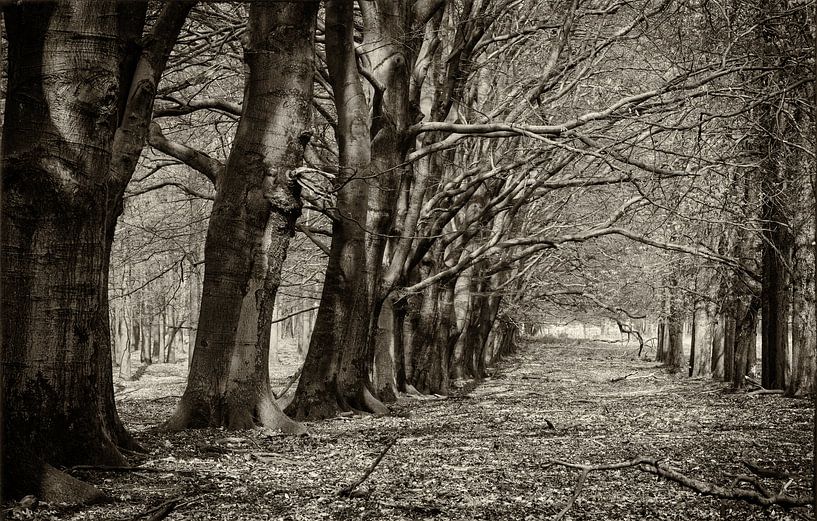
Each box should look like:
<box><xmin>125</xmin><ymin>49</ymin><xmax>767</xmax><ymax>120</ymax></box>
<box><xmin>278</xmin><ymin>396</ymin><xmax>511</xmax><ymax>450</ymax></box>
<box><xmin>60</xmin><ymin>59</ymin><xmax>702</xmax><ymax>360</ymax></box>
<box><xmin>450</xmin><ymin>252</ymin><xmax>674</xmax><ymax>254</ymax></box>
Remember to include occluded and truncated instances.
<box><xmin>41</xmin><ymin>340</ymin><xmax>813</xmax><ymax>520</ymax></box>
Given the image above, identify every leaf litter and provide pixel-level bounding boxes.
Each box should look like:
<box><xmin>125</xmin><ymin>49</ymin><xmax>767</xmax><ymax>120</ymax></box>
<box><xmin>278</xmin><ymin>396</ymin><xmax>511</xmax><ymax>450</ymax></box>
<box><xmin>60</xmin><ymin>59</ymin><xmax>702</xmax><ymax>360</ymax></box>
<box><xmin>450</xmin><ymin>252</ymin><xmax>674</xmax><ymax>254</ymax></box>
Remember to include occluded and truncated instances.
<box><xmin>8</xmin><ymin>339</ymin><xmax>813</xmax><ymax>520</ymax></box>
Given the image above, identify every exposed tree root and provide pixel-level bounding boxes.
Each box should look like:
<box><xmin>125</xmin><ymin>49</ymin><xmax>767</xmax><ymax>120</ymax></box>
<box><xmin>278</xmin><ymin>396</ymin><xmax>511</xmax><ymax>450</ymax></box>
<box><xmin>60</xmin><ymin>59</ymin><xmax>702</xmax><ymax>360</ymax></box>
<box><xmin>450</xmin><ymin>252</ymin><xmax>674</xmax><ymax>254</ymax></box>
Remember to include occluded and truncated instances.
<box><xmin>164</xmin><ymin>390</ymin><xmax>305</xmax><ymax>434</ymax></box>
<box><xmin>32</xmin><ymin>464</ymin><xmax>106</xmax><ymax>505</ymax></box>
<box><xmin>545</xmin><ymin>457</ymin><xmax>812</xmax><ymax>520</ymax></box>
<box><xmin>338</xmin><ymin>438</ymin><xmax>397</xmax><ymax>498</ymax></box>
<box><xmin>286</xmin><ymin>386</ymin><xmax>389</xmax><ymax>420</ymax></box>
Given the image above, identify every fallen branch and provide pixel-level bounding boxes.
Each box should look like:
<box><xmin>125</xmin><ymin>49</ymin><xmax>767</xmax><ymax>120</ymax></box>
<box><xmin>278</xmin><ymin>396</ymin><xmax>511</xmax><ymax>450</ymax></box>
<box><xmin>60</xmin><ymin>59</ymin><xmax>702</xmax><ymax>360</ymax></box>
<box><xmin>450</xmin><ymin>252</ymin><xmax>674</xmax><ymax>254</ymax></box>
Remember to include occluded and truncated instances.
<box><xmin>68</xmin><ymin>465</ymin><xmax>196</xmax><ymax>476</ymax></box>
<box><xmin>544</xmin><ymin>456</ymin><xmax>811</xmax><ymax>519</ymax></box>
<box><xmin>612</xmin><ymin>371</ymin><xmax>658</xmax><ymax>382</ymax></box>
<box><xmin>274</xmin><ymin>367</ymin><xmax>303</xmax><ymax>399</ymax></box>
<box><xmin>126</xmin><ymin>495</ymin><xmax>196</xmax><ymax>521</ymax></box>
<box><xmin>748</xmin><ymin>389</ymin><xmax>785</xmax><ymax>396</ymax></box>
<box><xmin>742</xmin><ymin>460</ymin><xmax>792</xmax><ymax>480</ymax></box>
<box><xmin>338</xmin><ymin>438</ymin><xmax>397</xmax><ymax>498</ymax></box>
<box><xmin>610</xmin><ymin>372</ymin><xmax>637</xmax><ymax>382</ymax></box>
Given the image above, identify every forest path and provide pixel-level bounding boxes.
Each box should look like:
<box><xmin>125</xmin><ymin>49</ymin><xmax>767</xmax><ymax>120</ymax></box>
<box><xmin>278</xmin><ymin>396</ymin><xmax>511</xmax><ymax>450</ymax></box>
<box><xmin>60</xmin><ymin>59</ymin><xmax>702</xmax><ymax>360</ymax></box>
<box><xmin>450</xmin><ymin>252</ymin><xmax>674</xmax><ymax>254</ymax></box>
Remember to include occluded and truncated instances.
<box><xmin>59</xmin><ymin>340</ymin><xmax>811</xmax><ymax>521</ymax></box>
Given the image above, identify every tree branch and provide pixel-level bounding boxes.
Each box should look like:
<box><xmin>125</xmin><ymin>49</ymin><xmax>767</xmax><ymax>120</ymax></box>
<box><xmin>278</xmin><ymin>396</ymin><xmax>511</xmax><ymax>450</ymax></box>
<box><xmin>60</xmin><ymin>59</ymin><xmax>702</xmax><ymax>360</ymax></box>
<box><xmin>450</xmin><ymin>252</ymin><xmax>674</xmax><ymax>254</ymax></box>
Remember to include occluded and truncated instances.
<box><xmin>148</xmin><ymin>122</ymin><xmax>224</xmax><ymax>185</ymax></box>
<box><xmin>545</xmin><ymin>457</ymin><xmax>812</xmax><ymax>517</ymax></box>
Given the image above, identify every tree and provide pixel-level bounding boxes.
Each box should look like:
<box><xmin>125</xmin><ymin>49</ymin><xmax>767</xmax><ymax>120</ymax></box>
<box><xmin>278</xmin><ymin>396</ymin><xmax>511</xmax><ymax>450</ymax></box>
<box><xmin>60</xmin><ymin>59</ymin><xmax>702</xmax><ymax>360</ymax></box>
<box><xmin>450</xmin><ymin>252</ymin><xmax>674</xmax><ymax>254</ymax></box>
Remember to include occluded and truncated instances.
<box><xmin>1</xmin><ymin>0</ymin><xmax>191</xmax><ymax>501</ymax></box>
<box><xmin>285</xmin><ymin>0</ymin><xmax>387</xmax><ymax>420</ymax></box>
<box><xmin>165</xmin><ymin>0</ymin><xmax>318</xmax><ymax>432</ymax></box>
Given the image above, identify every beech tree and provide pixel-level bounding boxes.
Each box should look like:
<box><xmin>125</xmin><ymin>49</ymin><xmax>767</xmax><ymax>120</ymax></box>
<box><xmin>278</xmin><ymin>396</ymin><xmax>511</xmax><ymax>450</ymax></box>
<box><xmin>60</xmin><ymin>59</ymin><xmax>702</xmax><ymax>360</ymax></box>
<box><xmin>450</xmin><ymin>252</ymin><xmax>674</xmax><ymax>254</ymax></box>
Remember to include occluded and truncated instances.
<box><xmin>165</xmin><ymin>0</ymin><xmax>318</xmax><ymax>432</ymax></box>
<box><xmin>1</xmin><ymin>0</ymin><xmax>192</xmax><ymax>501</ymax></box>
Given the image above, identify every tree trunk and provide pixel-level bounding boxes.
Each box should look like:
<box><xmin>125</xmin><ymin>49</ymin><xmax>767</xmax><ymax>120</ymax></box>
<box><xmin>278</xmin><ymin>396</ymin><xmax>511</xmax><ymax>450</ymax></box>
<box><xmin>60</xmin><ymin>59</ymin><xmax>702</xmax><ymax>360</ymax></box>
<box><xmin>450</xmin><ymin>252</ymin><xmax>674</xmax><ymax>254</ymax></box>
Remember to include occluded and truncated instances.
<box><xmin>710</xmin><ymin>312</ymin><xmax>725</xmax><ymax>379</ymax></box>
<box><xmin>409</xmin><ymin>278</ymin><xmax>444</xmax><ymax>394</ymax></box>
<box><xmin>691</xmin><ymin>301</ymin><xmax>714</xmax><ymax>378</ymax></box>
<box><xmin>166</xmin><ymin>1</ymin><xmax>317</xmax><ymax>433</ymax></box>
<box><xmin>665</xmin><ymin>284</ymin><xmax>686</xmax><ymax>371</ymax></box>
<box><xmin>118</xmin><ymin>297</ymin><xmax>133</xmax><ymax>379</ymax></box>
<box><xmin>656</xmin><ymin>321</ymin><xmax>666</xmax><ymax>363</ymax></box>
<box><xmin>788</xmin><ymin>227</ymin><xmax>816</xmax><ymax>396</ymax></box>
<box><xmin>449</xmin><ymin>268</ymin><xmax>473</xmax><ymax>379</ymax></box>
<box><xmin>393</xmin><ymin>299</ymin><xmax>409</xmax><ymax>392</ymax></box>
<box><xmin>758</xmin><ymin>2</ymin><xmax>794</xmax><ymax>390</ymax></box>
<box><xmin>732</xmin><ymin>295</ymin><xmax>761</xmax><ymax>389</ymax></box>
<box><xmin>760</xmin><ymin>195</ymin><xmax>792</xmax><ymax>389</ymax></box>
<box><xmin>140</xmin><ymin>307</ymin><xmax>152</xmax><ymax>365</ymax></box>
<box><xmin>164</xmin><ymin>318</ymin><xmax>184</xmax><ymax>364</ymax></box>
<box><xmin>287</xmin><ymin>0</ymin><xmax>386</xmax><ymax>420</ymax></box>
<box><xmin>152</xmin><ymin>314</ymin><xmax>162</xmax><ymax>362</ymax></box>
<box><xmin>372</xmin><ymin>297</ymin><xmax>399</xmax><ymax>402</ymax></box>
<box><xmin>1</xmin><ymin>0</ymin><xmax>152</xmax><ymax>501</ymax></box>
<box><xmin>722</xmin><ymin>312</ymin><xmax>735</xmax><ymax>382</ymax></box>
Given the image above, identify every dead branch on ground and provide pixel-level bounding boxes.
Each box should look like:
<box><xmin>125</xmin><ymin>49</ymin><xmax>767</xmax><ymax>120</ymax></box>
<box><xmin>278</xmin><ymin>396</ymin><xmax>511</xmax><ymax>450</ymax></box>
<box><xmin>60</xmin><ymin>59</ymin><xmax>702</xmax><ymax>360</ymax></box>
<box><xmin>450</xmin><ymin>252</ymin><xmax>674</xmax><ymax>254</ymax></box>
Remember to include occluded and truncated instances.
<box><xmin>126</xmin><ymin>495</ymin><xmax>196</xmax><ymax>521</ymax></box>
<box><xmin>338</xmin><ymin>438</ymin><xmax>397</xmax><ymax>498</ymax></box>
<box><xmin>544</xmin><ymin>456</ymin><xmax>811</xmax><ymax>520</ymax></box>
<box><xmin>610</xmin><ymin>371</ymin><xmax>658</xmax><ymax>383</ymax></box>
<box><xmin>742</xmin><ymin>460</ymin><xmax>792</xmax><ymax>480</ymax></box>
<box><xmin>68</xmin><ymin>465</ymin><xmax>197</xmax><ymax>477</ymax></box>
<box><xmin>610</xmin><ymin>372</ymin><xmax>637</xmax><ymax>382</ymax></box>
<box><xmin>274</xmin><ymin>367</ymin><xmax>303</xmax><ymax>399</ymax></box>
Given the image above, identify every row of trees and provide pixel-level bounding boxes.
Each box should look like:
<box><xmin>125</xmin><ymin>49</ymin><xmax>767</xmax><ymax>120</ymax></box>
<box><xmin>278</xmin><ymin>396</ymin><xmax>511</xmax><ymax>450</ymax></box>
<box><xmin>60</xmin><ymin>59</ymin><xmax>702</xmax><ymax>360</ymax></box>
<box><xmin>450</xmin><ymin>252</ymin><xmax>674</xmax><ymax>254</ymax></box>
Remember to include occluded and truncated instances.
<box><xmin>1</xmin><ymin>0</ymin><xmax>814</xmax><ymax>504</ymax></box>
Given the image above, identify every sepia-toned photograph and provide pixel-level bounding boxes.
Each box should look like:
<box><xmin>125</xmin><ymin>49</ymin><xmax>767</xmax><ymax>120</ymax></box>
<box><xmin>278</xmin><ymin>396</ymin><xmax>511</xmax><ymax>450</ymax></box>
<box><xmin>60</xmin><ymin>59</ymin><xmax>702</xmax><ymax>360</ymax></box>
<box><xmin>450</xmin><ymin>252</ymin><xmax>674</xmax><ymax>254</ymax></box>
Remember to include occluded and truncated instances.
<box><xmin>1</xmin><ymin>0</ymin><xmax>815</xmax><ymax>519</ymax></box>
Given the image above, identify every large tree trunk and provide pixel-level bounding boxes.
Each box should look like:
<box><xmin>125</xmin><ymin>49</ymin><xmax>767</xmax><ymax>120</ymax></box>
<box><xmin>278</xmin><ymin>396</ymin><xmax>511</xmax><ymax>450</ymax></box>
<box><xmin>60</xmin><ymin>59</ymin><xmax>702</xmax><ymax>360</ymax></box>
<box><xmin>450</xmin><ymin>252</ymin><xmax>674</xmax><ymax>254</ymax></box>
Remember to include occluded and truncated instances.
<box><xmin>372</xmin><ymin>297</ymin><xmax>399</xmax><ymax>402</ymax></box>
<box><xmin>758</xmin><ymin>0</ymin><xmax>794</xmax><ymax>391</ymax></box>
<box><xmin>788</xmin><ymin>215</ymin><xmax>816</xmax><ymax>396</ymax></box>
<box><xmin>1</xmin><ymin>0</ymin><xmax>154</xmax><ymax>502</ymax></box>
<box><xmin>166</xmin><ymin>1</ymin><xmax>317</xmax><ymax>433</ymax></box>
<box><xmin>449</xmin><ymin>268</ymin><xmax>473</xmax><ymax>379</ymax></box>
<box><xmin>722</xmin><ymin>310</ymin><xmax>736</xmax><ymax>382</ymax></box>
<box><xmin>286</xmin><ymin>0</ymin><xmax>386</xmax><ymax>420</ymax></box>
<box><xmin>760</xmin><ymin>182</ymin><xmax>792</xmax><ymax>389</ymax></box>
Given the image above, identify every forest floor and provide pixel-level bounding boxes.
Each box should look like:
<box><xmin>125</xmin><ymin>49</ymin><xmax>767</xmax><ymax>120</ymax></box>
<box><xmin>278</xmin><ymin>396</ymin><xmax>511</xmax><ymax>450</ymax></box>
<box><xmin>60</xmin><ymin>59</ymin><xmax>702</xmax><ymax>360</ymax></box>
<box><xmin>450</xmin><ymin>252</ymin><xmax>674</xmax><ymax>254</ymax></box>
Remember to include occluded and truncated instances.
<box><xmin>9</xmin><ymin>339</ymin><xmax>814</xmax><ymax>521</ymax></box>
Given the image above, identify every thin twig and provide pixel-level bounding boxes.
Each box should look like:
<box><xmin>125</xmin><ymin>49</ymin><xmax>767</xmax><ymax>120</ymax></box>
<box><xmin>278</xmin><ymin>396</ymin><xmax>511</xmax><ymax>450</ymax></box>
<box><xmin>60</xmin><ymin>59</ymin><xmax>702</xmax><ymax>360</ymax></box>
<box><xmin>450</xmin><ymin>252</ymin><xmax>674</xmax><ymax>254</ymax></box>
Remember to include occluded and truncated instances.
<box><xmin>338</xmin><ymin>438</ymin><xmax>397</xmax><ymax>497</ymax></box>
<box><xmin>69</xmin><ymin>465</ymin><xmax>196</xmax><ymax>477</ymax></box>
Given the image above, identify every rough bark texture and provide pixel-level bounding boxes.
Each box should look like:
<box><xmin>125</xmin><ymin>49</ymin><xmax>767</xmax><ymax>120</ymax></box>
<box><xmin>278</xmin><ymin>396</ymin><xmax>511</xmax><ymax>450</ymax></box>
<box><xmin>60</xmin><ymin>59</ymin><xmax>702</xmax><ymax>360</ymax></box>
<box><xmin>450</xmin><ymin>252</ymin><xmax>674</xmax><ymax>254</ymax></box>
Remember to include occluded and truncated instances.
<box><xmin>788</xmin><ymin>220</ymin><xmax>816</xmax><ymax>396</ymax></box>
<box><xmin>710</xmin><ymin>313</ymin><xmax>725</xmax><ymax>379</ymax></box>
<box><xmin>656</xmin><ymin>321</ymin><xmax>666</xmax><ymax>363</ymax></box>
<box><xmin>691</xmin><ymin>301</ymin><xmax>714</xmax><ymax>378</ymax></box>
<box><xmin>760</xmin><ymin>181</ymin><xmax>792</xmax><ymax>390</ymax></box>
<box><xmin>732</xmin><ymin>295</ymin><xmax>760</xmax><ymax>390</ymax></box>
<box><xmin>287</xmin><ymin>0</ymin><xmax>386</xmax><ymax>420</ymax></box>
<box><xmin>0</xmin><ymin>0</ymin><xmax>158</xmax><ymax>501</ymax></box>
<box><xmin>372</xmin><ymin>298</ymin><xmax>399</xmax><ymax>402</ymax></box>
<box><xmin>664</xmin><ymin>281</ymin><xmax>686</xmax><ymax>371</ymax></box>
<box><xmin>166</xmin><ymin>1</ymin><xmax>317</xmax><ymax>433</ymax></box>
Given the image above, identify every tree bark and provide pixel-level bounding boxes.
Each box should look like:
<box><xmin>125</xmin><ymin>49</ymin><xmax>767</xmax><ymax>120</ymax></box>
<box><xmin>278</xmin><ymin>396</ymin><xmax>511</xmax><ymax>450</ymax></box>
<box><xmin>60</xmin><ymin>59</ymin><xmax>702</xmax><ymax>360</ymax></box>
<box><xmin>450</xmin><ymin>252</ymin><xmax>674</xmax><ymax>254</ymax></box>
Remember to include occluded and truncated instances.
<box><xmin>166</xmin><ymin>1</ymin><xmax>317</xmax><ymax>433</ymax></box>
<box><xmin>286</xmin><ymin>0</ymin><xmax>386</xmax><ymax>420</ymax></box>
<box><xmin>760</xmin><ymin>183</ymin><xmax>792</xmax><ymax>389</ymax></box>
<box><xmin>788</xmin><ymin>217</ymin><xmax>816</xmax><ymax>396</ymax></box>
<box><xmin>656</xmin><ymin>321</ymin><xmax>666</xmax><ymax>363</ymax></box>
<box><xmin>710</xmin><ymin>312</ymin><xmax>725</xmax><ymax>379</ymax></box>
<box><xmin>372</xmin><ymin>297</ymin><xmax>399</xmax><ymax>402</ymax></box>
<box><xmin>732</xmin><ymin>295</ymin><xmax>761</xmax><ymax>389</ymax></box>
<box><xmin>691</xmin><ymin>300</ymin><xmax>714</xmax><ymax>378</ymax></box>
<box><xmin>1</xmin><ymin>0</ymin><xmax>158</xmax><ymax>501</ymax></box>
<box><xmin>665</xmin><ymin>282</ymin><xmax>686</xmax><ymax>372</ymax></box>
